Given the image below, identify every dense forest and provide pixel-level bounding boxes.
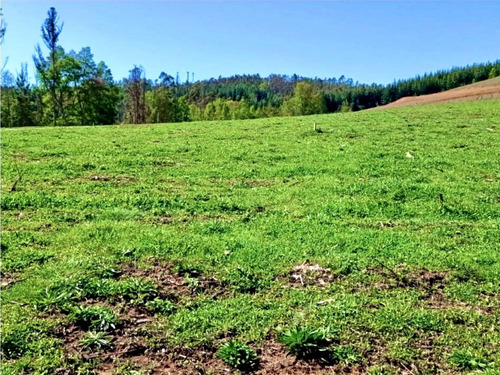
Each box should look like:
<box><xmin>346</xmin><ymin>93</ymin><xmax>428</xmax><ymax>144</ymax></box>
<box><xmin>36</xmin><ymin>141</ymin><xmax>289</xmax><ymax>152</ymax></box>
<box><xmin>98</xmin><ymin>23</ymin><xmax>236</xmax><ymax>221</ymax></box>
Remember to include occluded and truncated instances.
<box><xmin>1</xmin><ymin>7</ymin><xmax>499</xmax><ymax>127</ymax></box>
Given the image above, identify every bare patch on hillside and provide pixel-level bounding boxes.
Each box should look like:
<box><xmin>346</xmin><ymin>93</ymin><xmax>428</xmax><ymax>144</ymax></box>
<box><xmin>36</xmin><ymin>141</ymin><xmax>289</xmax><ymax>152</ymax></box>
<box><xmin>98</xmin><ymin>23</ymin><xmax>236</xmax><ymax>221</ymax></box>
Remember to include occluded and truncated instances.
<box><xmin>120</xmin><ymin>262</ymin><xmax>228</xmax><ymax>300</ymax></box>
<box><xmin>374</xmin><ymin>77</ymin><xmax>500</xmax><ymax>110</ymax></box>
<box><xmin>366</xmin><ymin>266</ymin><xmax>496</xmax><ymax>315</ymax></box>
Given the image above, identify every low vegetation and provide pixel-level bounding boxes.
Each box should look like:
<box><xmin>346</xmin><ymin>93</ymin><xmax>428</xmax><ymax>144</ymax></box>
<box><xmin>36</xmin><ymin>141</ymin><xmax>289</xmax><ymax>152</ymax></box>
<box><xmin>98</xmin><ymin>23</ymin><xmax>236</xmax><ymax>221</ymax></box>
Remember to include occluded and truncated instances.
<box><xmin>217</xmin><ymin>341</ymin><xmax>259</xmax><ymax>371</ymax></box>
<box><xmin>279</xmin><ymin>326</ymin><xmax>333</xmax><ymax>363</ymax></box>
<box><xmin>1</xmin><ymin>100</ymin><xmax>499</xmax><ymax>374</ymax></box>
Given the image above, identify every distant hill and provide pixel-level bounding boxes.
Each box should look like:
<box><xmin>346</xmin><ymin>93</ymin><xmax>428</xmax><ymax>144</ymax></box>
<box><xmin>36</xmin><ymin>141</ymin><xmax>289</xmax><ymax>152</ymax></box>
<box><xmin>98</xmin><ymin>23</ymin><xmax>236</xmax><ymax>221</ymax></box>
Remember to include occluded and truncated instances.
<box><xmin>375</xmin><ymin>76</ymin><xmax>500</xmax><ymax>109</ymax></box>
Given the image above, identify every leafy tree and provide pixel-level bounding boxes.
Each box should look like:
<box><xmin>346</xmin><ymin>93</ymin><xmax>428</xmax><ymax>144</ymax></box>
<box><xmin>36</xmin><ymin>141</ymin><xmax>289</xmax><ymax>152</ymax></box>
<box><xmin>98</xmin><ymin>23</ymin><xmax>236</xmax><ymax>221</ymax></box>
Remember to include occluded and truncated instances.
<box><xmin>188</xmin><ymin>103</ymin><xmax>203</xmax><ymax>121</ymax></box>
<box><xmin>339</xmin><ymin>100</ymin><xmax>351</xmax><ymax>113</ymax></box>
<box><xmin>67</xmin><ymin>47</ymin><xmax>120</xmax><ymax>125</ymax></box>
<box><xmin>204</xmin><ymin>100</ymin><xmax>216</xmax><ymax>120</ymax></box>
<box><xmin>174</xmin><ymin>96</ymin><xmax>190</xmax><ymax>122</ymax></box>
<box><xmin>282</xmin><ymin>82</ymin><xmax>326</xmax><ymax>116</ymax></box>
<box><xmin>489</xmin><ymin>66</ymin><xmax>499</xmax><ymax>79</ymax></box>
<box><xmin>146</xmin><ymin>73</ymin><xmax>177</xmax><ymax>123</ymax></box>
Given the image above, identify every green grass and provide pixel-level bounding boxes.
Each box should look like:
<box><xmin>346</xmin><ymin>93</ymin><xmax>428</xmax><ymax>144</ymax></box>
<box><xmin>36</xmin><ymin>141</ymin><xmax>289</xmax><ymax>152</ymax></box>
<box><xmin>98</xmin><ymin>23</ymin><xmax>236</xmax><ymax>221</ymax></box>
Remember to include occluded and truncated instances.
<box><xmin>1</xmin><ymin>100</ymin><xmax>499</xmax><ymax>374</ymax></box>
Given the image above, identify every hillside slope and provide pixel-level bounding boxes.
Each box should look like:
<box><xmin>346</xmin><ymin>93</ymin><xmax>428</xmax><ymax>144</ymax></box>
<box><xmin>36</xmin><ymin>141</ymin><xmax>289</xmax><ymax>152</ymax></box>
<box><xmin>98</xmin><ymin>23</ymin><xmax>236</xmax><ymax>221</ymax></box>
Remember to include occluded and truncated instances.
<box><xmin>377</xmin><ymin>76</ymin><xmax>500</xmax><ymax>109</ymax></box>
<box><xmin>1</xmin><ymin>101</ymin><xmax>499</xmax><ymax>374</ymax></box>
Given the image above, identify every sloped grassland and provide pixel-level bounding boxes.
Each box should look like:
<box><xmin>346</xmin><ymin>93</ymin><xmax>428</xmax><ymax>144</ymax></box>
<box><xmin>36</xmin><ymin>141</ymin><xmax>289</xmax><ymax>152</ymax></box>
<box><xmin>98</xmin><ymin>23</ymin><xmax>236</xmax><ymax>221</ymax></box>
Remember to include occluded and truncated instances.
<box><xmin>1</xmin><ymin>100</ymin><xmax>499</xmax><ymax>374</ymax></box>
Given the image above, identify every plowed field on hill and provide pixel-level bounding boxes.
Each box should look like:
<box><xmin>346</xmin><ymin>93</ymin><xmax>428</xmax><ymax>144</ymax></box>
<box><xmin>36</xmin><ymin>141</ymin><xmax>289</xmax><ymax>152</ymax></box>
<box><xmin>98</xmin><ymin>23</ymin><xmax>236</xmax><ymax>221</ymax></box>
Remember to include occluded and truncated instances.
<box><xmin>377</xmin><ymin>76</ymin><xmax>500</xmax><ymax>109</ymax></box>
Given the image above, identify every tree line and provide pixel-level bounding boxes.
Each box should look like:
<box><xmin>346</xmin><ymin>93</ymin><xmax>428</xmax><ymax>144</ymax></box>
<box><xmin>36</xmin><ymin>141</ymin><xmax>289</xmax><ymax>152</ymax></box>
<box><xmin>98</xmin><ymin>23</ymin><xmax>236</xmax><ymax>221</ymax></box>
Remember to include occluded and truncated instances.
<box><xmin>1</xmin><ymin>7</ymin><xmax>499</xmax><ymax>127</ymax></box>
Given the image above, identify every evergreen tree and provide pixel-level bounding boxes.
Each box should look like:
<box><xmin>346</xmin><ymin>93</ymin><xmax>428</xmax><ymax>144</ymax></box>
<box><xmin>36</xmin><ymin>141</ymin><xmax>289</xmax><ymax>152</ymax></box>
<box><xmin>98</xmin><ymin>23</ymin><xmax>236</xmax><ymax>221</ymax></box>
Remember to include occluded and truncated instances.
<box><xmin>14</xmin><ymin>64</ymin><xmax>36</xmax><ymax>127</ymax></box>
<box><xmin>33</xmin><ymin>7</ymin><xmax>66</xmax><ymax>126</ymax></box>
<box><xmin>0</xmin><ymin>70</ymin><xmax>15</xmax><ymax>127</ymax></box>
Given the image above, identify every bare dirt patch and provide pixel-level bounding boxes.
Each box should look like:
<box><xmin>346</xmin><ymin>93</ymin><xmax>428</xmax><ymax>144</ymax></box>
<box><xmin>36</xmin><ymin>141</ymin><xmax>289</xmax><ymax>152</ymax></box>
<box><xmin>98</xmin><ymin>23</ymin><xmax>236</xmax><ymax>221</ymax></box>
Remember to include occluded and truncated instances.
<box><xmin>405</xmin><ymin>269</ymin><xmax>449</xmax><ymax>290</ymax></box>
<box><xmin>1</xmin><ymin>272</ymin><xmax>21</xmax><ymax>288</ymax></box>
<box><xmin>424</xmin><ymin>289</ymin><xmax>495</xmax><ymax>316</ymax></box>
<box><xmin>367</xmin><ymin>266</ymin><xmax>495</xmax><ymax>315</ymax></box>
<box><xmin>282</xmin><ymin>262</ymin><xmax>336</xmax><ymax>288</ymax></box>
<box><xmin>367</xmin><ymin>264</ymin><xmax>449</xmax><ymax>290</ymax></box>
<box><xmin>244</xmin><ymin>179</ymin><xmax>272</xmax><ymax>188</ymax></box>
<box><xmin>51</xmin><ymin>262</ymin><xmax>231</xmax><ymax>374</ymax></box>
<box><xmin>119</xmin><ymin>262</ymin><xmax>228</xmax><ymax>301</ymax></box>
<box><xmin>256</xmin><ymin>339</ymin><xmax>354</xmax><ymax>375</ymax></box>
<box><xmin>94</xmin><ymin>339</ymin><xmax>364</xmax><ymax>375</ymax></box>
<box><xmin>374</xmin><ymin>77</ymin><xmax>500</xmax><ymax>109</ymax></box>
<box><xmin>56</xmin><ymin>309</ymin><xmax>152</xmax><ymax>368</ymax></box>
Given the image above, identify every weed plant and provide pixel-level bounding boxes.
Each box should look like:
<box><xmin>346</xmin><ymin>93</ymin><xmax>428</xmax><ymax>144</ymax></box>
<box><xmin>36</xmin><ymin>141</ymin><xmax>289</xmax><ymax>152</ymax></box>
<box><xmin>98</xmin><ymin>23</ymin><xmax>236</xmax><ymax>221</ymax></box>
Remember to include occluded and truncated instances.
<box><xmin>217</xmin><ymin>341</ymin><xmax>259</xmax><ymax>371</ymax></box>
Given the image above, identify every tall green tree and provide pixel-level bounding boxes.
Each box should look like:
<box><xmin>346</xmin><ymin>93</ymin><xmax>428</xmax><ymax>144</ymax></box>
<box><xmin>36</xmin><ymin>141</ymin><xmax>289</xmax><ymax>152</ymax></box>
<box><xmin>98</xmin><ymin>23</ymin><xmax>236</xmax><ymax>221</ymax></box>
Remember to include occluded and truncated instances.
<box><xmin>0</xmin><ymin>70</ymin><xmax>15</xmax><ymax>127</ymax></box>
<box><xmin>67</xmin><ymin>47</ymin><xmax>120</xmax><ymax>125</ymax></box>
<box><xmin>146</xmin><ymin>73</ymin><xmax>176</xmax><ymax>123</ymax></box>
<box><xmin>33</xmin><ymin>7</ymin><xmax>66</xmax><ymax>126</ymax></box>
<box><xmin>14</xmin><ymin>64</ymin><xmax>36</xmax><ymax>127</ymax></box>
<box><xmin>282</xmin><ymin>82</ymin><xmax>326</xmax><ymax>116</ymax></box>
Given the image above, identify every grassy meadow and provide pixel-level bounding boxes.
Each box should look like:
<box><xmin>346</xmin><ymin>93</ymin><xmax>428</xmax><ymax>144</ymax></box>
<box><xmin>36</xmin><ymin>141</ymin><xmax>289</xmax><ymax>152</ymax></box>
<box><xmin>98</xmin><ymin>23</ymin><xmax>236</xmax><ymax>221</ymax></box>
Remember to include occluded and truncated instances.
<box><xmin>1</xmin><ymin>100</ymin><xmax>499</xmax><ymax>374</ymax></box>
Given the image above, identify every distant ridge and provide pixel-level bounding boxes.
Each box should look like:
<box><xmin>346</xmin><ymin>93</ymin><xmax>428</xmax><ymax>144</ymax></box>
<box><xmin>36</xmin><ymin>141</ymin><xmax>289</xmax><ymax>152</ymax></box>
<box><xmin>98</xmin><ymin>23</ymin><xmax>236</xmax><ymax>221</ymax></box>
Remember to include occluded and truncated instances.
<box><xmin>375</xmin><ymin>76</ymin><xmax>500</xmax><ymax>109</ymax></box>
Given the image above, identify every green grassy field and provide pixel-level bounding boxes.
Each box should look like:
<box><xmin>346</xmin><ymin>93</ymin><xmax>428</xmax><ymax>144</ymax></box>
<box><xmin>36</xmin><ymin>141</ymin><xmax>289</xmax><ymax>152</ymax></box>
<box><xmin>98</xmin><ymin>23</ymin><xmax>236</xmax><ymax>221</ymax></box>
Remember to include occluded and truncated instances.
<box><xmin>1</xmin><ymin>100</ymin><xmax>499</xmax><ymax>375</ymax></box>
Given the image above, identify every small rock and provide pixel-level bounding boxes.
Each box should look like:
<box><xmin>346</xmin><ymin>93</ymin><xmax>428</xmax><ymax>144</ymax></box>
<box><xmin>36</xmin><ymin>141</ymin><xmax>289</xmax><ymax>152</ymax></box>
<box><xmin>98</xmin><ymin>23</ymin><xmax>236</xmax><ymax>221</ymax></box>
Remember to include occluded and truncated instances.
<box><xmin>317</xmin><ymin>298</ymin><xmax>334</xmax><ymax>306</ymax></box>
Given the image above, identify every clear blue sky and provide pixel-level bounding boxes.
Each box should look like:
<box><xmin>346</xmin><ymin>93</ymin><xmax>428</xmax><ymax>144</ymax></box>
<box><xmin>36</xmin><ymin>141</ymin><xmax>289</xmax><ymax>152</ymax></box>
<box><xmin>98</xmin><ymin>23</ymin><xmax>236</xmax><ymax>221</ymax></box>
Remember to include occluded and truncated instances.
<box><xmin>1</xmin><ymin>1</ymin><xmax>499</xmax><ymax>85</ymax></box>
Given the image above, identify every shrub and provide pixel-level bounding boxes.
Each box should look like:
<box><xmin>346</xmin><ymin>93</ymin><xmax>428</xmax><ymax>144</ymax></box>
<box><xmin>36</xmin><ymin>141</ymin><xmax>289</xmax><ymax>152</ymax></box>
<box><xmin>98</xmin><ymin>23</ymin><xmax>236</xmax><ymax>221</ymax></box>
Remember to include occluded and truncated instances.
<box><xmin>117</xmin><ymin>278</ymin><xmax>158</xmax><ymax>303</ymax></box>
<box><xmin>0</xmin><ymin>328</ymin><xmax>31</xmax><ymax>359</ymax></box>
<box><xmin>227</xmin><ymin>267</ymin><xmax>269</xmax><ymax>294</ymax></box>
<box><xmin>279</xmin><ymin>326</ymin><xmax>333</xmax><ymax>363</ymax></box>
<box><xmin>449</xmin><ymin>350</ymin><xmax>488</xmax><ymax>370</ymax></box>
<box><xmin>217</xmin><ymin>341</ymin><xmax>259</xmax><ymax>371</ymax></box>
<box><xmin>332</xmin><ymin>345</ymin><xmax>362</xmax><ymax>365</ymax></box>
<box><xmin>81</xmin><ymin>331</ymin><xmax>113</xmax><ymax>350</ymax></box>
<box><xmin>34</xmin><ymin>286</ymin><xmax>76</xmax><ymax>312</ymax></box>
<box><xmin>69</xmin><ymin>305</ymin><xmax>117</xmax><ymax>332</ymax></box>
<box><xmin>145</xmin><ymin>298</ymin><xmax>176</xmax><ymax>315</ymax></box>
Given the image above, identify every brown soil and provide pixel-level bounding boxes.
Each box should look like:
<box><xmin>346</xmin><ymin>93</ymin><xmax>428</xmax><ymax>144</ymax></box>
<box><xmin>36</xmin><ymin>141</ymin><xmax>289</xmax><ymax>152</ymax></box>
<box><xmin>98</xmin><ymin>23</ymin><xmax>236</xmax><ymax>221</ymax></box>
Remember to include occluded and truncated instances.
<box><xmin>56</xmin><ymin>309</ymin><xmax>153</xmax><ymax>372</ymax></box>
<box><xmin>367</xmin><ymin>266</ymin><xmax>496</xmax><ymax>315</ymax></box>
<box><xmin>0</xmin><ymin>272</ymin><xmax>20</xmax><ymax>288</ymax></box>
<box><xmin>119</xmin><ymin>262</ymin><xmax>228</xmax><ymax>301</ymax></box>
<box><xmin>374</xmin><ymin>76</ymin><xmax>500</xmax><ymax>109</ymax></box>
<box><xmin>255</xmin><ymin>340</ymin><xmax>360</xmax><ymax>375</ymax></box>
<box><xmin>93</xmin><ymin>338</ymin><xmax>365</xmax><ymax>375</ymax></box>
<box><xmin>51</xmin><ymin>262</ymin><xmax>233</xmax><ymax>374</ymax></box>
<box><xmin>424</xmin><ymin>289</ymin><xmax>495</xmax><ymax>316</ymax></box>
<box><xmin>367</xmin><ymin>264</ymin><xmax>449</xmax><ymax>290</ymax></box>
<box><xmin>51</xmin><ymin>263</ymin><xmax>493</xmax><ymax>374</ymax></box>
